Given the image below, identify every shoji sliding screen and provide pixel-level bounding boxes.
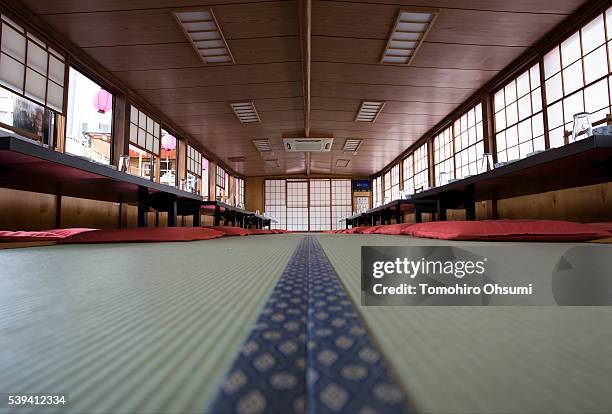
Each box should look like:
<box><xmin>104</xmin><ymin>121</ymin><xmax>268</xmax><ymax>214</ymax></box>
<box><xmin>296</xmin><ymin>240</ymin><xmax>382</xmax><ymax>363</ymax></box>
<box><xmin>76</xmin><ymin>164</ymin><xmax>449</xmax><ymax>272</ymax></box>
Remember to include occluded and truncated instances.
<box><xmin>286</xmin><ymin>180</ymin><xmax>309</xmax><ymax>231</ymax></box>
<box><xmin>331</xmin><ymin>179</ymin><xmax>352</xmax><ymax>230</ymax></box>
<box><xmin>494</xmin><ymin>64</ymin><xmax>545</xmax><ymax>162</ymax></box>
<box><xmin>264</xmin><ymin>178</ymin><xmax>353</xmax><ymax>231</ymax></box>
<box><xmin>453</xmin><ymin>103</ymin><xmax>484</xmax><ymax>179</ymax></box>
<box><xmin>544</xmin><ymin>10</ymin><xmax>612</xmax><ymax>149</ymax></box>
<box><xmin>264</xmin><ymin>179</ymin><xmax>286</xmax><ymax>230</ymax></box>
<box><xmin>309</xmin><ymin>179</ymin><xmax>331</xmax><ymax>231</ymax></box>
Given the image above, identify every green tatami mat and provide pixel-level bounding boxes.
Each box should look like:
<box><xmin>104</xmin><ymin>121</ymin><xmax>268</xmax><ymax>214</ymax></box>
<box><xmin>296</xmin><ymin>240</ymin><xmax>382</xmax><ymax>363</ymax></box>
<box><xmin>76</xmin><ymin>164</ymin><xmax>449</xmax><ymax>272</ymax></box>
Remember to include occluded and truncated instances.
<box><xmin>0</xmin><ymin>234</ymin><xmax>302</xmax><ymax>414</ymax></box>
<box><xmin>315</xmin><ymin>234</ymin><xmax>612</xmax><ymax>414</ymax></box>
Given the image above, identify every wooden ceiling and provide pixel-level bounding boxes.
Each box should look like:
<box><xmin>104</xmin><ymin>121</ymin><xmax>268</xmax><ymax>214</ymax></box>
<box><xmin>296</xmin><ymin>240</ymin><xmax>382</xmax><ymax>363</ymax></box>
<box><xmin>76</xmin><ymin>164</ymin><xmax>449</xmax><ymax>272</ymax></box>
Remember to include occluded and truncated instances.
<box><xmin>19</xmin><ymin>0</ymin><xmax>589</xmax><ymax>176</ymax></box>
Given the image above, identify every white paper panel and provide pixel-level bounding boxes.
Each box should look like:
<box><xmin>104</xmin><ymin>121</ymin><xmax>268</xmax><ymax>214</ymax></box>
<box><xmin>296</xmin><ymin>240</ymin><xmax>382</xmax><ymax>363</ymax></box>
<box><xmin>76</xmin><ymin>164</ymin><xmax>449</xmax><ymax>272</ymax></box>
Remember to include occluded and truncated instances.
<box><xmin>48</xmin><ymin>55</ymin><xmax>64</xmax><ymax>86</ymax></box>
<box><xmin>27</xmin><ymin>40</ymin><xmax>47</xmax><ymax>74</ymax></box>
<box><xmin>1</xmin><ymin>24</ymin><xmax>25</xmax><ymax>61</ymax></box>
<box><xmin>46</xmin><ymin>80</ymin><xmax>63</xmax><ymax>112</ymax></box>
<box><xmin>0</xmin><ymin>55</ymin><xmax>24</xmax><ymax>92</ymax></box>
<box><xmin>24</xmin><ymin>67</ymin><xmax>46</xmax><ymax>104</ymax></box>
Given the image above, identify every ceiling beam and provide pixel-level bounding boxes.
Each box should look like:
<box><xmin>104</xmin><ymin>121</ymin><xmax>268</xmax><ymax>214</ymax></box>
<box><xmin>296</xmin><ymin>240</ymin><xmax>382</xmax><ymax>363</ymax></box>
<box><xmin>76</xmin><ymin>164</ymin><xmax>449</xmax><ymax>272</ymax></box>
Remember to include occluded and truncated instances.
<box><xmin>299</xmin><ymin>0</ymin><xmax>312</xmax><ymax>138</ymax></box>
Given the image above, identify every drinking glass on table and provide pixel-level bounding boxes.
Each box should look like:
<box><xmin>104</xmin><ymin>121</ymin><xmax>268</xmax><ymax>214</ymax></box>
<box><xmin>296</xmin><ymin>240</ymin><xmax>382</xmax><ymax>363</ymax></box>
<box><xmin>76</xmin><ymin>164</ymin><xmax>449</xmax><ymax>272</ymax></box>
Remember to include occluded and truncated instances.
<box><xmin>571</xmin><ymin>112</ymin><xmax>592</xmax><ymax>143</ymax></box>
<box><xmin>118</xmin><ymin>155</ymin><xmax>130</xmax><ymax>173</ymax></box>
<box><xmin>478</xmin><ymin>153</ymin><xmax>494</xmax><ymax>173</ymax></box>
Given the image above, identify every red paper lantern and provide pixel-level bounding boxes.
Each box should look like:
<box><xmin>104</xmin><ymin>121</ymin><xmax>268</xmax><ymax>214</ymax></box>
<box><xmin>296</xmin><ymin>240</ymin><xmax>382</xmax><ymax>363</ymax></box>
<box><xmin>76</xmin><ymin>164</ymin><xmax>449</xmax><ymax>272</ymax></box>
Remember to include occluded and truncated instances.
<box><xmin>92</xmin><ymin>89</ymin><xmax>112</xmax><ymax>114</ymax></box>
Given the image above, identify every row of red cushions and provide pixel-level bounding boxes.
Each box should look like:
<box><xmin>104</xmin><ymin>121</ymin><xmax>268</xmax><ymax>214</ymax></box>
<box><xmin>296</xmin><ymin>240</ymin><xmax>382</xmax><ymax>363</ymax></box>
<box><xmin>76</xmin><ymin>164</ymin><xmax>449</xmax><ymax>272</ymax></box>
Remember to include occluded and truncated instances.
<box><xmin>327</xmin><ymin>220</ymin><xmax>612</xmax><ymax>241</ymax></box>
<box><xmin>0</xmin><ymin>226</ymin><xmax>288</xmax><ymax>244</ymax></box>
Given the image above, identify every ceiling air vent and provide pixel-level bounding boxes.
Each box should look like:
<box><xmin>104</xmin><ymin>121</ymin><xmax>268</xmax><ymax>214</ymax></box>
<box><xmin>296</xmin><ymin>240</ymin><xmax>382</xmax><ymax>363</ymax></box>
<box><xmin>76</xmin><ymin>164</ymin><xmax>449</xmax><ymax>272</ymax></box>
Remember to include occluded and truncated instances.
<box><xmin>283</xmin><ymin>138</ymin><xmax>333</xmax><ymax>152</ymax></box>
<box><xmin>355</xmin><ymin>101</ymin><xmax>385</xmax><ymax>122</ymax></box>
<box><xmin>228</xmin><ymin>156</ymin><xmax>246</xmax><ymax>162</ymax></box>
<box><xmin>343</xmin><ymin>138</ymin><xmax>362</xmax><ymax>154</ymax></box>
<box><xmin>335</xmin><ymin>159</ymin><xmax>350</xmax><ymax>168</ymax></box>
<box><xmin>265</xmin><ymin>159</ymin><xmax>280</xmax><ymax>168</ymax></box>
<box><xmin>231</xmin><ymin>102</ymin><xmax>260</xmax><ymax>123</ymax></box>
<box><xmin>252</xmin><ymin>139</ymin><xmax>272</xmax><ymax>152</ymax></box>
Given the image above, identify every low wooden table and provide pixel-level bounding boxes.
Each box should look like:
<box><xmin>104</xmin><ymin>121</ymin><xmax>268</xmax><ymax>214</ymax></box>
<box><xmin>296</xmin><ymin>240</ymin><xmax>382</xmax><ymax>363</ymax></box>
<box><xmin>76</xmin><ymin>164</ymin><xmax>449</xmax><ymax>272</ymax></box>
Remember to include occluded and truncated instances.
<box><xmin>0</xmin><ymin>134</ymin><xmax>203</xmax><ymax>227</ymax></box>
<box><xmin>410</xmin><ymin>134</ymin><xmax>612</xmax><ymax>220</ymax></box>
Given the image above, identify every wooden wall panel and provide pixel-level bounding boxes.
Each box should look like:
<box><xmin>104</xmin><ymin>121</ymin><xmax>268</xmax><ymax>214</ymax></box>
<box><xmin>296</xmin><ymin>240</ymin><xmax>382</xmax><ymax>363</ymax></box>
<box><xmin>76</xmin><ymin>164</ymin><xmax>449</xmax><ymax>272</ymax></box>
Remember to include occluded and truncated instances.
<box><xmin>496</xmin><ymin>183</ymin><xmax>612</xmax><ymax>223</ymax></box>
<box><xmin>0</xmin><ymin>188</ymin><xmax>56</xmax><ymax>230</ymax></box>
<box><xmin>245</xmin><ymin>177</ymin><xmax>265</xmax><ymax>212</ymax></box>
<box><xmin>60</xmin><ymin>197</ymin><xmax>120</xmax><ymax>229</ymax></box>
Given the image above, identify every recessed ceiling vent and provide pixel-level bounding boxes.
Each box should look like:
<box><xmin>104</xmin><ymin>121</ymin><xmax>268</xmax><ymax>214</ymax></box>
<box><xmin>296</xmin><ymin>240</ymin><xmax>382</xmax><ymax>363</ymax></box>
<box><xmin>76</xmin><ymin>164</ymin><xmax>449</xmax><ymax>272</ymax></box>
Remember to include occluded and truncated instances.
<box><xmin>228</xmin><ymin>156</ymin><xmax>246</xmax><ymax>162</ymax></box>
<box><xmin>355</xmin><ymin>101</ymin><xmax>385</xmax><ymax>122</ymax></box>
<box><xmin>283</xmin><ymin>138</ymin><xmax>333</xmax><ymax>152</ymax></box>
<box><xmin>252</xmin><ymin>139</ymin><xmax>272</xmax><ymax>152</ymax></box>
<box><xmin>231</xmin><ymin>102</ymin><xmax>260</xmax><ymax>123</ymax></box>
<box><xmin>343</xmin><ymin>138</ymin><xmax>363</xmax><ymax>154</ymax></box>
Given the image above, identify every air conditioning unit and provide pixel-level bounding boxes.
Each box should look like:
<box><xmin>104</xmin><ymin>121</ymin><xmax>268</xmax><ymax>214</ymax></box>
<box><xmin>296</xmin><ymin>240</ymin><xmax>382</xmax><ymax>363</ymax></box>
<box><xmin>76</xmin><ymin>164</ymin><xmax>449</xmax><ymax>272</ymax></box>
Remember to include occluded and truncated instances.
<box><xmin>283</xmin><ymin>138</ymin><xmax>333</xmax><ymax>152</ymax></box>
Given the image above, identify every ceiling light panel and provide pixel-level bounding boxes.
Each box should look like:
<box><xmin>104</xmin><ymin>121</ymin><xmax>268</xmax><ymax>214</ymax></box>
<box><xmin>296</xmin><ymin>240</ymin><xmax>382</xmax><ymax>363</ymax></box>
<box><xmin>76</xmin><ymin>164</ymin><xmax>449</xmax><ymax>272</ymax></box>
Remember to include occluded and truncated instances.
<box><xmin>231</xmin><ymin>102</ymin><xmax>261</xmax><ymax>124</ymax></box>
<box><xmin>355</xmin><ymin>101</ymin><xmax>385</xmax><ymax>123</ymax></box>
<box><xmin>343</xmin><ymin>138</ymin><xmax>363</xmax><ymax>153</ymax></box>
<box><xmin>381</xmin><ymin>9</ymin><xmax>438</xmax><ymax>65</ymax></box>
<box><xmin>174</xmin><ymin>9</ymin><xmax>234</xmax><ymax>65</ymax></box>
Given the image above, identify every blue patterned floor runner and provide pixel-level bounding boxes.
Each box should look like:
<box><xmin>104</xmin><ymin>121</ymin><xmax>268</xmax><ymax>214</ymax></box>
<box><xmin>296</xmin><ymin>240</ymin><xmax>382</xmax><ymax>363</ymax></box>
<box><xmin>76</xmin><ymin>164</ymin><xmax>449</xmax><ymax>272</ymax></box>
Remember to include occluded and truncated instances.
<box><xmin>208</xmin><ymin>236</ymin><xmax>410</xmax><ymax>414</ymax></box>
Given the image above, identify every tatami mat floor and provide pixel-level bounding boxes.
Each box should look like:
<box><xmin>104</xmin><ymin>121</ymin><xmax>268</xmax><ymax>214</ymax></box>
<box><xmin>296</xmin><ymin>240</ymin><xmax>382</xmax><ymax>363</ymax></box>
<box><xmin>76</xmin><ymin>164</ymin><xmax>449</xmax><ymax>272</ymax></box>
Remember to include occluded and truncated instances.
<box><xmin>0</xmin><ymin>235</ymin><xmax>302</xmax><ymax>414</ymax></box>
<box><xmin>316</xmin><ymin>234</ymin><xmax>612</xmax><ymax>414</ymax></box>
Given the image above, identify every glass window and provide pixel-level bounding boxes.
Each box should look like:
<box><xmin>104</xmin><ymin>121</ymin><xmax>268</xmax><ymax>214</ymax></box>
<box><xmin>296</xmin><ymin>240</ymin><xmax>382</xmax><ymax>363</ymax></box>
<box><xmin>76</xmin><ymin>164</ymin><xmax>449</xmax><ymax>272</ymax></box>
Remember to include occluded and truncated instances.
<box><xmin>185</xmin><ymin>144</ymin><xmax>201</xmax><ymax>194</ymax></box>
<box><xmin>129</xmin><ymin>105</ymin><xmax>160</xmax><ymax>155</ymax></box>
<box><xmin>286</xmin><ymin>180</ymin><xmax>308</xmax><ymax>232</ymax></box>
<box><xmin>0</xmin><ymin>14</ymin><xmax>65</xmax><ymax>113</ymax></box>
<box><xmin>265</xmin><ymin>179</ymin><xmax>286</xmax><ymax>230</ymax></box>
<box><xmin>159</xmin><ymin>129</ymin><xmax>177</xmax><ymax>187</ymax></box>
<box><xmin>372</xmin><ymin>176</ymin><xmax>382</xmax><ymax>207</ymax></box>
<box><xmin>494</xmin><ymin>63</ymin><xmax>545</xmax><ymax>161</ymax></box>
<box><xmin>65</xmin><ymin>67</ymin><xmax>112</xmax><ymax>164</ymax></box>
<box><xmin>215</xmin><ymin>165</ymin><xmax>226</xmax><ymax>201</ymax></box>
<box><xmin>412</xmin><ymin>142</ymin><xmax>429</xmax><ymax>192</ymax></box>
<box><xmin>201</xmin><ymin>157</ymin><xmax>209</xmax><ymax>199</ymax></box>
<box><xmin>264</xmin><ymin>178</ymin><xmax>352</xmax><ymax>231</ymax></box>
<box><xmin>404</xmin><ymin>143</ymin><xmax>429</xmax><ymax>194</ymax></box>
<box><xmin>331</xmin><ymin>179</ymin><xmax>352</xmax><ymax>230</ymax></box>
<box><xmin>129</xmin><ymin>105</ymin><xmax>160</xmax><ymax>180</ymax></box>
<box><xmin>234</xmin><ymin>177</ymin><xmax>245</xmax><ymax>207</ymax></box>
<box><xmin>402</xmin><ymin>154</ymin><xmax>414</xmax><ymax>195</ymax></box>
<box><xmin>383</xmin><ymin>170</ymin><xmax>391</xmax><ymax>203</ymax></box>
<box><xmin>0</xmin><ymin>86</ymin><xmax>55</xmax><ymax>144</ymax></box>
<box><xmin>309</xmin><ymin>179</ymin><xmax>331</xmax><ymax>231</ymax></box>
<box><xmin>433</xmin><ymin>126</ymin><xmax>454</xmax><ymax>186</ymax></box>
<box><xmin>390</xmin><ymin>164</ymin><xmax>401</xmax><ymax>200</ymax></box>
<box><xmin>454</xmin><ymin>103</ymin><xmax>484</xmax><ymax>179</ymax></box>
<box><xmin>128</xmin><ymin>144</ymin><xmax>156</xmax><ymax>180</ymax></box>
<box><xmin>543</xmin><ymin>9</ymin><xmax>612</xmax><ymax>148</ymax></box>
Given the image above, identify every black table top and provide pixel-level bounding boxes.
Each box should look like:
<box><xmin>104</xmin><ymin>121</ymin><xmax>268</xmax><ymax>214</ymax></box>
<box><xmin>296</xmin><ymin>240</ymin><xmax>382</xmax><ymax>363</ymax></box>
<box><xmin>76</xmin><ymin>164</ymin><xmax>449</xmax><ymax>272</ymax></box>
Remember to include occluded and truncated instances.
<box><xmin>344</xmin><ymin>134</ymin><xmax>612</xmax><ymax>222</ymax></box>
<box><xmin>0</xmin><ymin>134</ymin><xmax>204</xmax><ymax>205</ymax></box>
<box><xmin>411</xmin><ymin>134</ymin><xmax>612</xmax><ymax>202</ymax></box>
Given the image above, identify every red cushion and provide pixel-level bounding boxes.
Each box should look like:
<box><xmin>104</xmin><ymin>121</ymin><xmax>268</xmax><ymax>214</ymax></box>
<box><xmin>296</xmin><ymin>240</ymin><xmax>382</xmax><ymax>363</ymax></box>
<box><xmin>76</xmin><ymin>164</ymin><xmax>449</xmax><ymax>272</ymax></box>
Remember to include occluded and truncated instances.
<box><xmin>0</xmin><ymin>228</ymin><xmax>97</xmax><ymax>242</ymax></box>
<box><xmin>60</xmin><ymin>227</ymin><xmax>225</xmax><ymax>244</ymax></box>
<box><xmin>360</xmin><ymin>226</ymin><xmax>383</xmax><ymax>234</ymax></box>
<box><xmin>247</xmin><ymin>229</ymin><xmax>276</xmax><ymax>235</ymax></box>
<box><xmin>402</xmin><ymin>220</ymin><xmax>611</xmax><ymax>241</ymax></box>
<box><xmin>203</xmin><ymin>226</ymin><xmax>250</xmax><ymax>236</ymax></box>
<box><xmin>586</xmin><ymin>222</ymin><xmax>612</xmax><ymax>233</ymax></box>
<box><xmin>345</xmin><ymin>227</ymin><xmax>368</xmax><ymax>234</ymax></box>
<box><xmin>373</xmin><ymin>223</ymin><xmax>415</xmax><ymax>235</ymax></box>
